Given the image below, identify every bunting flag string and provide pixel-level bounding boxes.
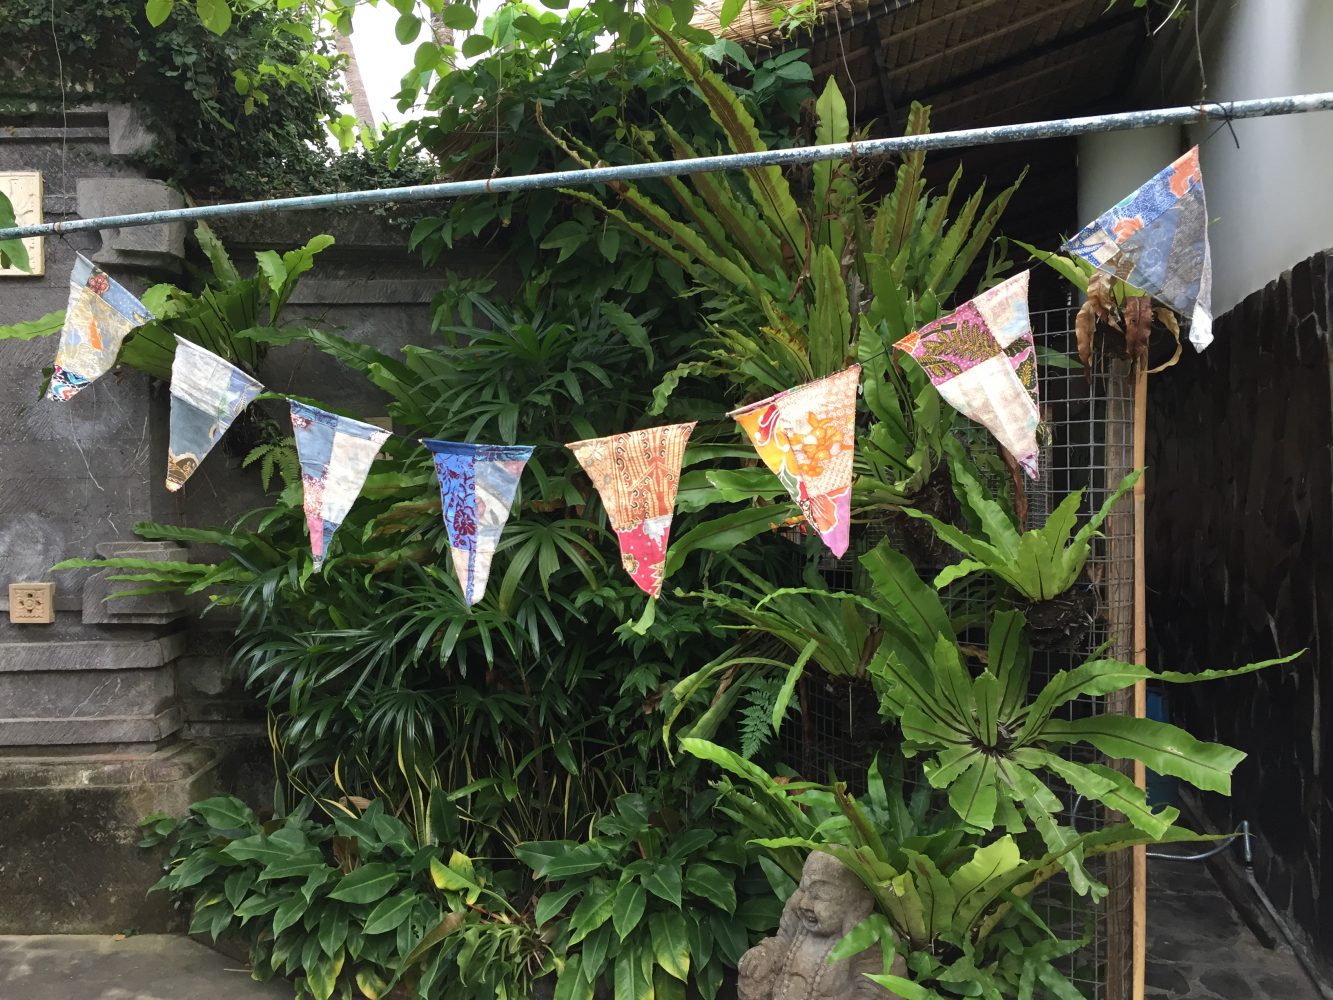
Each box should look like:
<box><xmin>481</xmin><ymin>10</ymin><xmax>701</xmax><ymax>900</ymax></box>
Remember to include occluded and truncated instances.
<box><xmin>422</xmin><ymin>439</ymin><xmax>533</xmax><ymax>606</ymax></box>
<box><xmin>166</xmin><ymin>336</ymin><xmax>265</xmax><ymax>492</ymax></box>
<box><xmin>1064</xmin><ymin>146</ymin><xmax>1213</xmax><ymax>351</ymax></box>
<box><xmin>729</xmin><ymin>365</ymin><xmax>860</xmax><ymax>558</ymax></box>
<box><xmin>895</xmin><ymin>270</ymin><xmax>1041</xmax><ymax>480</ymax></box>
<box><xmin>568</xmin><ymin>423</ymin><xmax>696</xmax><ymax>598</ymax></box>
<box><xmin>39</xmin><ymin>143</ymin><xmax>1221</xmax><ymax>592</ymax></box>
<box><xmin>46</xmin><ymin>254</ymin><xmax>154</xmax><ymax>402</ymax></box>
<box><xmin>291</xmin><ymin>402</ymin><xmax>393</xmax><ymax>571</ymax></box>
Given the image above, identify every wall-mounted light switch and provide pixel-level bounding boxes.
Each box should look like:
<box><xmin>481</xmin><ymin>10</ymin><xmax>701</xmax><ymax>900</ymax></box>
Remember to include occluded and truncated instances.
<box><xmin>9</xmin><ymin>582</ymin><xmax>56</xmax><ymax>624</ymax></box>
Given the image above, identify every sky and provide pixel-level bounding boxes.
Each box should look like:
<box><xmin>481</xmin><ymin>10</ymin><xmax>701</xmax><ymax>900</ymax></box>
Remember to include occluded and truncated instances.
<box><xmin>346</xmin><ymin>2</ymin><xmax>504</xmax><ymax>125</ymax></box>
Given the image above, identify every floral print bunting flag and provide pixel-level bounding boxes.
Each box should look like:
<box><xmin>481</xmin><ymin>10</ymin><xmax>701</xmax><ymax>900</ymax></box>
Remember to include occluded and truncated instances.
<box><xmin>895</xmin><ymin>271</ymin><xmax>1041</xmax><ymax>479</ymax></box>
<box><xmin>1063</xmin><ymin>146</ymin><xmax>1213</xmax><ymax>351</ymax></box>
<box><xmin>568</xmin><ymin>422</ymin><xmax>696</xmax><ymax>598</ymax></box>
<box><xmin>422</xmin><ymin>439</ymin><xmax>533</xmax><ymax>606</ymax></box>
<box><xmin>729</xmin><ymin>366</ymin><xmax>860</xmax><ymax>558</ymax></box>
<box><xmin>47</xmin><ymin>254</ymin><xmax>154</xmax><ymax>401</ymax></box>
<box><xmin>291</xmin><ymin>402</ymin><xmax>391</xmax><ymax>571</ymax></box>
<box><xmin>166</xmin><ymin>337</ymin><xmax>263</xmax><ymax>491</ymax></box>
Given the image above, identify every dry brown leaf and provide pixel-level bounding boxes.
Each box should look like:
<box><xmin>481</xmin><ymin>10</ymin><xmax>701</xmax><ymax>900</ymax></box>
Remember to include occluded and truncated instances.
<box><xmin>1086</xmin><ymin>272</ymin><xmax>1120</xmax><ymax>330</ymax></box>
<box><xmin>1075</xmin><ymin>302</ymin><xmax>1096</xmax><ymax>383</ymax></box>
<box><xmin>1148</xmin><ymin>306</ymin><xmax>1184</xmax><ymax>374</ymax></box>
<box><xmin>1124</xmin><ymin>295</ymin><xmax>1152</xmax><ymax>370</ymax></box>
<box><xmin>999</xmin><ymin>447</ymin><xmax>1029</xmax><ymax>528</ymax></box>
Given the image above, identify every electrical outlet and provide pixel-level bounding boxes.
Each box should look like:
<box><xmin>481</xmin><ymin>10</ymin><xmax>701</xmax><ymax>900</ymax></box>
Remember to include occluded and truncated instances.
<box><xmin>9</xmin><ymin>582</ymin><xmax>55</xmax><ymax>624</ymax></box>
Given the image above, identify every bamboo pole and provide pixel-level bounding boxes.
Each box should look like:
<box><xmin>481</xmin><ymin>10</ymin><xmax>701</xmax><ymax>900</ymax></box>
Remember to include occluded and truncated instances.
<box><xmin>1131</xmin><ymin>363</ymin><xmax>1149</xmax><ymax>1000</ymax></box>
<box><xmin>1104</xmin><ymin>360</ymin><xmax>1136</xmax><ymax>1000</ymax></box>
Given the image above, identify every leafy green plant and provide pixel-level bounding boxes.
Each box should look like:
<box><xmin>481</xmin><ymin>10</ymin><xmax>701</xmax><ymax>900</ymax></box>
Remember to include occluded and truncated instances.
<box><xmin>862</xmin><ymin>539</ymin><xmax>1302</xmax><ymax>893</ymax></box>
<box><xmin>516</xmin><ymin>790</ymin><xmax>775</xmax><ymax>1000</ymax></box>
<box><xmin>0</xmin><ymin>223</ymin><xmax>335</xmax><ymax>385</ymax></box>
<box><xmin>141</xmin><ymin>795</ymin><xmax>551</xmax><ymax>999</ymax></box>
<box><xmin>905</xmin><ymin>439</ymin><xmax>1141</xmax><ymax>602</ymax></box>
<box><xmin>663</xmin><ymin>564</ymin><xmax>876</xmax><ymax>749</ymax></box>
<box><xmin>680</xmin><ymin>738</ymin><xmax>1210</xmax><ymax>1000</ymax></box>
<box><xmin>0</xmin><ymin>191</ymin><xmax>30</xmax><ymax>272</ymax></box>
<box><xmin>0</xmin><ymin>1</ymin><xmax>364</xmax><ymax>198</ymax></box>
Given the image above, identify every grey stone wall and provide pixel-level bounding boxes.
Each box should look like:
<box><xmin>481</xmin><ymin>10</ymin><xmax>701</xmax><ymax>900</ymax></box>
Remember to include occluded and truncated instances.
<box><xmin>1147</xmin><ymin>249</ymin><xmax>1333</xmax><ymax>977</ymax></box>
<box><xmin>0</xmin><ymin>108</ymin><xmax>468</xmax><ymax>930</ymax></box>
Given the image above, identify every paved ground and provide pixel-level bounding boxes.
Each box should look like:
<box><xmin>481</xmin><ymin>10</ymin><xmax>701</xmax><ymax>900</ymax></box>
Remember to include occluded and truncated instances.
<box><xmin>0</xmin><ymin>865</ymin><xmax>1324</xmax><ymax>1000</ymax></box>
<box><xmin>1146</xmin><ymin>857</ymin><xmax>1322</xmax><ymax>1000</ymax></box>
<box><xmin>0</xmin><ymin>934</ymin><xmax>290</xmax><ymax>1000</ymax></box>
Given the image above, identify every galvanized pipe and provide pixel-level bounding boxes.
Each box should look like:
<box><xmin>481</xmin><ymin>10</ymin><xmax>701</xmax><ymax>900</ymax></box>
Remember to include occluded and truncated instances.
<box><xmin>3</xmin><ymin>92</ymin><xmax>1332</xmax><ymax>241</ymax></box>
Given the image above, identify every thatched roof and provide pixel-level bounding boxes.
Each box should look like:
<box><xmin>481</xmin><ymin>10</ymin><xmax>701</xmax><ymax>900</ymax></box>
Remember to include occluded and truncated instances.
<box><xmin>693</xmin><ymin>0</ymin><xmax>1149</xmax><ymax>133</ymax></box>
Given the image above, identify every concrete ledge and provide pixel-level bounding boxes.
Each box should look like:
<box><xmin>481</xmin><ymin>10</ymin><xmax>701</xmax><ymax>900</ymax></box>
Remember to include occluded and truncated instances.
<box><xmin>0</xmin><ymin>632</ymin><xmax>187</xmax><ymax>673</ymax></box>
<box><xmin>0</xmin><ymin>706</ymin><xmax>183</xmax><ymax>748</ymax></box>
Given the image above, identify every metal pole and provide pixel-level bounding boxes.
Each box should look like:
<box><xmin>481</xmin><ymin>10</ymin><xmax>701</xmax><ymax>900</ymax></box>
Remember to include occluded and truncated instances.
<box><xmin>2</xmin><ymin>92</ymin><xmax>1332</xmax><ymax>241</ymax></box>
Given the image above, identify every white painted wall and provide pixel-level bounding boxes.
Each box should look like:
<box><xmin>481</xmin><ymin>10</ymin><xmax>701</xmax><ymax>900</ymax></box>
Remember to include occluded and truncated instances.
<box><xmin>1079</xmin><ymin>0</ymin><xmax>1333</xmax><ymax>314</ymax></box>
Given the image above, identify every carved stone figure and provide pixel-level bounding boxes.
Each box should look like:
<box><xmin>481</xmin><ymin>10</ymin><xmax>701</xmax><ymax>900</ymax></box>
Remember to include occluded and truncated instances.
<box><xmin>737</xmin><ymin>851</ymin><xmax>907</xmax><ymax>1000</ymax></box>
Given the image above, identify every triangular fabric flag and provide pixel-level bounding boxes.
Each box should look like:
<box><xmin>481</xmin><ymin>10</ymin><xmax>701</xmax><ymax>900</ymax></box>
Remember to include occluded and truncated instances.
<box><xmin>166</xmin><ymin>337</ymin><xmax>264</xmax><ymax>491</ymax></box>
<box><xmin>729</xmin><ymin>366</ymin><xmax>860</xmax><ymax>558</ymax></box>
<box><xmin>46</xmin><ymin>254</ymin><xmax>154</xmax><ymax>401</ymax></box>
<box><xmin>568</xmin><ymin>422</ymin><xmax>696</xmax><ymax>598</ymax></box>
<box><xmin>422</xmin><ymin>439</ymin><xmax>533</xmax><ymax>606</ymax></box>
<box><xmin>291</xmin><ymin>402</ymin><xmax>392</xmax><ymax>571</ymax></box>
<box><xmin>895</xmin><ymin>271</ymin><xmax>1041</xmax><ymax>479</ymax></box>
<box><xmin>1063</xmin><ymin>146</ymin><xmax>1213</xmax><ymax>351</ymax></box>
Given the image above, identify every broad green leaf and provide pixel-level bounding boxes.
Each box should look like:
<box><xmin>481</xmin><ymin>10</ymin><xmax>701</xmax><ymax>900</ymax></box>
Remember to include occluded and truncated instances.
<box><xmin>643</xmin><ymin>863</ymin><xmax>683</xmax><ymax>908</ymax></box>
<box><xmin>272</xmin><ymin>894</ymin><xmax>305</xmax><ymax>936</ymax></box>
<box><xmin>195</xmin><ymin>0</ymin><xmax>232</xmax><ymax>34</ymax></box>
<box><xmin>395</xmin><ymin>12</ymin><xmax>421</xmax><ymax>43</ymax></box>
<box><xmin>568</xmin><ymin>880</ymin><xmax>616</xmax><ymax>944</ymax></box>
<box><xmin>399</xmin><ymin>911</ymin><xmax>465</xmax><ymax>968</ymax></box>
<box><xmin>612</xmin><ymin>880</ymin><xmax>646</xmax><ymax>940</ymax></box>
<box><xmin>0</xmin><ymin>187</ymin><xmax>30</xmax><ymax>269</ymax></box>
<box><xmin>0</xmin><ymin>309</ymin><xmax>63</xmax><ymax>341</ymax></box>
<box><xmin>536</xmin><ymin>881</ymin><xmax>584</xmax><ymax>926</ymax></box>
<box><xmin>145</xmin><ymin>0</ymin><xmax>174</xmax><ymax>27</ymax></box>
<box><xmin>828</xmin><ymin>912</ymin><xmax>893</xmax><ymax>962</ymax></box>
<box><xmin>222</xmin><ymin>827</ymin><xmax>306</xmax><ymax>865</ymax></box>
<box><xmin>461</xmin><ymin>34</ymin><xmax>492</xmax><ymax>58</ymax></box>
<box><xmin>362</xmin><ymin>892</ymin><xmax>419</xmax><ymax>934</ymax></box>
<box><xmin>1045</xmin><ymin>715</ymin><xmax>1245</xmax><ymax>795</ymax></box>
<box><xmin>1021</xmin><ymin>750</ymin><xmax>1178</xmax><ymax>838</ymax></box>
<box><xmin>258</xmin><ymin>849</ymin><xmax>328</xmax><ymax>881</ymax></box>
<box><xmin>194</xmin><ymin>221</ymin><xmax>239</xmax><ymax>285</ymax></box>
<box><xmin>771</xmin><ymin>638</ymin><xmax>817</xmax><ymax>733</ymax></box>
<box><xmin>683</xmin><ymin>862</ymin><xmax>736</xmax><ymax>914</ymax></box>
<box><xmin>614</xmin><ymin>941</ymin><xmax>653</xmax><ymax>1000</ymax></box>
<box><xmin>648</xmin><ymin>910</ymin><xmax>690</xmax><ymax>981</ymax></box>
<box><xmin>328</xmin><ymin>862</ymin><xmax>400</xmax><ymax>904</ymax></box>
<box><xmin>189</xmin><ymin>796</ymin><xmax>256</xmax><ymax>832</ymax></box>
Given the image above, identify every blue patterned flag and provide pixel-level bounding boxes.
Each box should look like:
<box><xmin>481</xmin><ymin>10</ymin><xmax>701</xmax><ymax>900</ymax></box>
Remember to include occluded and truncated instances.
<box><xmin>291</xmin><ymin>402</ymin><xmax>391</xmax><ymax>570</ymax></box>
<box><xmin>1064</xmin><ymin>146</ymin><xmax>1213</xmax><ymax>351</ymax></box>
<box><xmin>47</xmin><ymin>254</ymin><xmax>154</xmax><ymax>401</ymax></box>
<box><xmin>422</xmin><ymin>440</ymin><xmax>533</xmax><ymax>606</ymax></box>
<box><xmin>166</xmin><ymin>337</ymin><xmax>263</xmax><ymax>491</ymax></box>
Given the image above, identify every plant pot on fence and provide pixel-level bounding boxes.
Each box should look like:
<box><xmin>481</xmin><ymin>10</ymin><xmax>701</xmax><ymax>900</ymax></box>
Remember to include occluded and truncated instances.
<box><xmin>1013</xmin><ymin>582</ymin><xmax>1098</xmax><ymax>652</ymax></box>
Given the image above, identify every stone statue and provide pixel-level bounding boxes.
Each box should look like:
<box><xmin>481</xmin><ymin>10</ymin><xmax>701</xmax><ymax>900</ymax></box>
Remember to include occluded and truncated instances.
<box><xmin>738</xmin><ymin>851</ymin><xmax>907</xmax><ymax>1000</ymax></box>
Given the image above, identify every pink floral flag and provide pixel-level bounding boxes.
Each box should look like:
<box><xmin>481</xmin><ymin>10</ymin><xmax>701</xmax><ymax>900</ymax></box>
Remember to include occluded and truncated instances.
<box><xmin>568</xmin><ymin>422</ymin><xmax>696</xmax><ymax>598</ymax></box>
<box><xmin>894</xmin><ymin>271</ymin><xmax>1041</xmax><ymax>479</ymax></box>
<box><xmin>290</xmin><ymin>402</ymin><xmax>391</xmax><ymax>571</ymax></box>
<box><xmin>728</xmin><ymin>366</ymin><xmax>860</xmax><ymax>558</ymax></box>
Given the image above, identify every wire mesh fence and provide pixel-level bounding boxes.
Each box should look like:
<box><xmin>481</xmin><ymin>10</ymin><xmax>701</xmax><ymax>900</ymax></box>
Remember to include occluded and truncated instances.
<box><xmin>786</xmin><ymin>305</ymin><xmax>1137</xmax><ymax>1000</ymax></box>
